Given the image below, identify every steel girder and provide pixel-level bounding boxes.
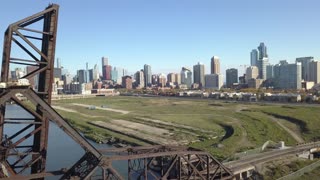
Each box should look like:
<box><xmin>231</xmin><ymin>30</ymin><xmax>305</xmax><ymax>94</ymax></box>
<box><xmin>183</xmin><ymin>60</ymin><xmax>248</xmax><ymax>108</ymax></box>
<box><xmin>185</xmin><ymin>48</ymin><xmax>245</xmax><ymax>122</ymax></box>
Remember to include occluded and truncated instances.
<box><xmin>101</xmin><ymin>145</ymin><xmax>234</xmax><ymax>179</ymax></box>
<box><xmin>0</xmin><ymin>4</ymin><xmax>59</xmax><ymax>177</ymax></box>
<box><xmin>0</xmin><ymin>87</ymin><xmax>103</xmax><ymax>179</ymax></box>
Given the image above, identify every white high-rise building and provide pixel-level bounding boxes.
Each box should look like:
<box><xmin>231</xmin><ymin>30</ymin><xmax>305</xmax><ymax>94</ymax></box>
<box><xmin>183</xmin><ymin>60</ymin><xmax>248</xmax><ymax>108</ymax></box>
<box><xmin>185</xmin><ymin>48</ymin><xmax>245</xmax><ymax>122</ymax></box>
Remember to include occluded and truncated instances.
<box><xmin>246</xmin><ymin>66</ymin><xmax>259</xmax><ymax>81</ymax></box>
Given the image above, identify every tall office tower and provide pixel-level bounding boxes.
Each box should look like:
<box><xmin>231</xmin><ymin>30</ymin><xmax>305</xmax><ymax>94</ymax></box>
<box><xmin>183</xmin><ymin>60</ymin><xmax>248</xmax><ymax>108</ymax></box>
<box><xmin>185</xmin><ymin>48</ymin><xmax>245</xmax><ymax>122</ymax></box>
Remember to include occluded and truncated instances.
<box><xmin>205</xmin><ymin>74</ymin><xmax>223</xmax><ymax>90</ymax></box>
<box><xmin>296</xmin><ymin>56</ymin><xmax>314</xmax><ymax>81</ymax></box>
<box><xmin>144</xmin><ymin>64</ymin><xmax>152</xmax><ymax>87</ymax></box>
<box><xmin>158</xmin><ymin>73</ymin><xmax>167</xmax><ymax>87</ymax></box>
<box><xmin>167</xmin><ymin>73</ymin><xmax>176</xmax><ymax>83</ymax></box>
<box><xmin>211</xmin><ymin>56</ymin><xmax>220</xmax><ymax>74</ymax></box>
<box><xmin>278</xmin><ymin>62</ymin><xmax>302</xmax><ymax>89</ymax></box>
<box><xmin>309</xmin><ymin>61</ymin><xmax>320</xmax><ymax>84</ymax></box>
<box><xmin>135</xmin><ymin>70</ymin><xmax>144</xmax><ymax>88</ymax></box>
<box><xmin>246</xmin><ymin>66</ymin><xmax>259</xmax><ymax>81</ymax></box>
<box><xmin>151</xmin><ymin>74</ymin><xmax>158</xmax><ymax>85</ymax></box>
<box><xmin>226</xmin><ymin>68</ymin><xmax>238</xmax><ymax>88</ymax></box>
<box><xmin>175</xmin><ymin>73</ymin><xmax>181</xmax><ymax>85</ymax></box>
<box><xmin>122</xmin><ymin>76</ymin><xmax>132</xmax><ymax>89</ymax></box>
<box><xmin>257</xmin><ymin>42</ymin><xmax>268</xmax><ymax>59</ymax></box>
<box><xmin>93</xmin><ymin>64</ymin><xmax>99</xmax><ymax>80</ymax></box>
<box><xmin>258</xmin><ymin>57</ymin><xmax>268</xmax><ymax>80</ymax></box>
<box><xmin>250</xmin><ymin>49</ymin><xmax>259</xmax><ymax>66</ymax></box>
<box><xmin>56</xmin><ymin>58</ymin><xmax>61</xmax><ymax>68</ymax></box>
<box><xmin>85</xmin><ymin>62</ymin><xmax>89</xmax><ymax>83</ymax></box>
<box><xmin>102</xmin><ymin>65</ymin><xmax>112</xmax><ymax>80</ymax></box>
<box><xmin>111</xmin><ymin>67</ymin><xmax>118</xmax><ymax>83</ymax></box>
<box><xmin>274</xmin><ymin>60</ymin><xmax>288</xmax><ymax>80</ymax></box>
<box><xmin>77</xmin><ymin>69</ymin><xmax>86</xmax><ymax>84</ymax></box>
<box><xmin>193</xmin><ymin>62</ymin><xmax>205</xmax><ymax>87</ymax></box>
<box><xmin>266</xmin><ymin>64</ymin><xmax>274</xmax><ymax>80</ymax></box>
<box><xmin>88</xmin><ymin>69</ymin><xmax>94</xmax><ymax>82</ymax></box>
<box><xmin>181</xmin><ymin>67</ymin><xmax>192</xmax><ymax>88</ymax></box>
<box><xmin>101</xmin><ymin>57</ymin><xmax>108</xmax><ymax>67</ymax></box>
<box><xmin>114</xmin><ymin>67</ymin><xmax>123</xmax><ymax>84</ymax></box>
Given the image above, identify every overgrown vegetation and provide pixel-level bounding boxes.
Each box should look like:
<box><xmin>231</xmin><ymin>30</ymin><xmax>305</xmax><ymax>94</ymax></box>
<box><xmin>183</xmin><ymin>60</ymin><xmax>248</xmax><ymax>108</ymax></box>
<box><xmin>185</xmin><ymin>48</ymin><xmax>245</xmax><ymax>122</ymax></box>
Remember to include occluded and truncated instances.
<box><xmin>52</xmin><ymin>96</ymin><xmax>320</xmax><ymax>159</ymax></box>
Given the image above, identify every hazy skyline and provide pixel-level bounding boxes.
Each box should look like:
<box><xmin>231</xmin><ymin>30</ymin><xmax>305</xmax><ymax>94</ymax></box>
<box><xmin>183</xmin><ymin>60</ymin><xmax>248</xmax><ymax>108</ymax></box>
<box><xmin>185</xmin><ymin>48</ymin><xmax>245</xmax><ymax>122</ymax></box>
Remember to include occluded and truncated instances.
<box><xmin>1</xmin><ymin>0</ymin><xmax>320</xmax><ymax>75</ymax></box>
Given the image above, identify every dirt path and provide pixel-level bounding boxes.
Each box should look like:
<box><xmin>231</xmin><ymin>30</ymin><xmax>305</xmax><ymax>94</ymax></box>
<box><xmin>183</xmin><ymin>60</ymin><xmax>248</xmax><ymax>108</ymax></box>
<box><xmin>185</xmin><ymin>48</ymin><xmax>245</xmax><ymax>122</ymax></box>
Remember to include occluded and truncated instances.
<box><xmin>269</xmin><ymin>116</ymin><xmax>304</xmax><ymax>143</ymax></box>
<box><xmin>52</xmin><ymin>105</ymin><xmax>103</xmax><ymax>118</ymax></box>
<box><xmin>72</xmin><ymin>103</ymin><xmax>130</xmax><ymax>114</ymax></box>
<box><xmin>90</xmin><ymin>120</ymin><xmax>181</xmax><ymax>145</ymax></box>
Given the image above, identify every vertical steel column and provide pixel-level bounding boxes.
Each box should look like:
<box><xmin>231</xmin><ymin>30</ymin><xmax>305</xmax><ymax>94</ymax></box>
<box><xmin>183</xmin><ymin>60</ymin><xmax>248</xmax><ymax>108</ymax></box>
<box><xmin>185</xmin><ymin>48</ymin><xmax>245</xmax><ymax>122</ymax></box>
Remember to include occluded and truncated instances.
<box><xmin>31</xmin><ymin>4</ymin><xmax>59</xmax><ymax>175</ymax></box>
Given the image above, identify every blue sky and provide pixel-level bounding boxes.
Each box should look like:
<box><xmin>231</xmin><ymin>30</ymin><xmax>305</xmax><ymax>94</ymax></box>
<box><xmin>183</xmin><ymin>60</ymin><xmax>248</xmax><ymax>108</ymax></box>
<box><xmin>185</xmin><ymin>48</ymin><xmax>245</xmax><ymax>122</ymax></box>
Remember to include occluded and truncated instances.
<box><xmin>1</xmin><ymin>0</ymin><xmax>320</xmax><ymax>76</ymax></box>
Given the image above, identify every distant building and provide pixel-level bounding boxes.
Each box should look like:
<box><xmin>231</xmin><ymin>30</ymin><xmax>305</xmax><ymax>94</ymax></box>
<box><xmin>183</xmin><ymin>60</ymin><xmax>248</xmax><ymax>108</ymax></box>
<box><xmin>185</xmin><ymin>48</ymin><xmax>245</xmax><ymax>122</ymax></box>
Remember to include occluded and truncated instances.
<box><xmin>257</xmin><ymin>42</ymin><xmax>268</xmax><ymax>59</ymax></box>
<box><xmin>193</xmin><ymin>62</ymin><xmax>205</xmax><ymax>87</ymax></box>
<box><xmin>158</xmin><ymin>73</ymin><xmax>166</xmax><ymax>87</ymax></box>
<box><xmin>277</xmin><ymin>62</ymin><xmax>302</xmax><ymax>89</ymax></box>
<box><xmin>77</xmin><ymin>70</ymin><xmax>86</xmax><ymax>84</ymax></box>
<box><xmin>122</xmin><ymin>76</ymin><xmax>132</xmax><ymax>89</ymax></box>
<box><xmin>181</xmin><ymin>67</ymin><xmax>192</xmax><ymax>88</ymax></box>
<box><xmin>211</xmin><ymin>56</ymin><xmax>220</xmax><ymax>74</ymax></box>
<box><xmin>296</xmin><ymin>56</ymin><xmax>313</xmax><ymax>81</ymax></box>
<box><xmin>101</xmin><ymin>57</ymin><xmax>108</xmax><ymax>67</ymax></box>
<box><xmin>167</xmin><ymin>73</ymin><xmax>176</xmax><ymax>83</ymax></box>
<box><xmin>248</xmin><ymin>78</ymin><xmax>264</xmax><ymax>89</ymax></box>
<box><xmin>134</xmin><ymin>70</ymin><xmax>144</xmax><ymax>88</ymax></box>
<box><xmin>102</xmin><ymin>65</ymin><xmax>112</xmax><ymax>80</ymax></box>
<box><xmin>250</xmin><ymin>49</ymin><xmax>259</xmax><ymax>66</ymax></box>
<box><xmin>175</xmin><ymin>73</ymin><xmax>181</xmax><ymax>85</ymax></box>
<box><xmin>151</xmin><ymin>74</ymin><xmax>158</xmax><ymax>85</ymax></box>
<box><xmin>144</xmin><ymin>64</ymin><xmax>152</xmax><ymax>87</ymax></box>
<box><xmin>309</xmin><ymin>61</ymin><xmax>320</xmax><ymax>84</ymax></box>
<box><xmin>226</xmin><ymin>68</ymin><xmax>238</xmax><ymax>88</ymax></box>
<box><xmin>246</xmin><ymin>66</ymin><xmax>259</xmax><ymax>81</ymax></box>
<box><xmin>258</xmin><ymin>57</ymin><xmax>268</xmax><ymax>80</ymax></box>
<box><xmin>93</xmin><ymin>64</ymin><xmax>99</xmax><ymax>81</ymax></box>
<box><xmin>266</xmin><ymin>64</ymin><xmax>274</xmax><ymax>80</ymax></box>
<box><xmin>205</xmin><ymin>74</ymin><xmax>223</xmax><ymax>90</ymax></box>
<box><xmin>111</xmin><ymin>67</ymin><xmax>118</xmax><ymax>83</ymax></box>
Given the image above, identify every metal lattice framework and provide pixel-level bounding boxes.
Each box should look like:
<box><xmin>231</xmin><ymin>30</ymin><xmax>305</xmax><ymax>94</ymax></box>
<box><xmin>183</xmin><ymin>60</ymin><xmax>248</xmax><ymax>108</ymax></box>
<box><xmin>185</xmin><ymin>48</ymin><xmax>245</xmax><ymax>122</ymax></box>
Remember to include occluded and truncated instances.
<box><xmin>0</xmin><ymin>4</ymin><xmax>234</xmax><ymax>179</ymax></box>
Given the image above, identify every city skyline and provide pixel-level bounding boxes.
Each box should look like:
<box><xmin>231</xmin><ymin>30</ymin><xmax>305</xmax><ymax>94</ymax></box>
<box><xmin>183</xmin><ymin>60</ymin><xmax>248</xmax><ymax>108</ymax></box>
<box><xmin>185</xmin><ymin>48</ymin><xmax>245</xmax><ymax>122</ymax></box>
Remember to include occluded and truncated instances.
<box><xmin>1</xmin><ymin>1</ymin><xmax>320</xmax><ymax>76</ymax></box>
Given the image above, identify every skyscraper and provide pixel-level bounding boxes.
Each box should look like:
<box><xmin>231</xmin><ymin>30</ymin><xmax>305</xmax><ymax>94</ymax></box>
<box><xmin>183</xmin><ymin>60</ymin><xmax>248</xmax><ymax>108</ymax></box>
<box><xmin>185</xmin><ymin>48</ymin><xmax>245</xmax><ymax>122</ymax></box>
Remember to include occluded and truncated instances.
<box><xmin>135</xmin><ymin>70</ymin><xmax>144</xmax><ymax>88</ymax></box>
<box><xmin>257</xmin><ymin>42</ymin><xmax>268</xmax><ymax>59</ymax></box>
<box><xmin>193</xmin><ymin>62</ymin><xmax>205</xmax><ymax>87</ymax></box>
<box><xmin>296</xmin><ymin>56</ymin><xmax>314</xmax><ymax>81</ymax></box>
<box><xmin>181</xmin><ymin>67</ymin><xmax>192</xmax><ymax>88</ymax></box>
<box><xmin>101</xmin><ymin>57</ymin><xmax>108</xmax><ymax>67</ymax></box>
<box><xmin>258</xmin><ymin>57</ymin><xmax>268</xmax><ymax>80</ymax></box>
<box><xmin>211</xmin><ymin>56</ymin><xmax>220</xmax><ymax>74</ymax></box>
<box><xmin>278</xmin><ymin>62</ymin><xmax>302</xmax><ymax>89</ymax></box>
<box><xmin>246</xmin><ymin>66</ymin><xmax>259</xmax><ymax>81</ymax></box>
<box><xmin>266</xmin><ymin>64</ymin><xmax>274</xmax><ymax>80</ymax></box>
<box><xmin>309</xmin><ymin>61</ymin><xmax>320</xmax><ymax>84</ymax></box>
<box><xmin>226</xmin><ymin>68</ymin><xmax>238</xmax><ymax>88</ymax></box>
<box><xmin>92</xmin><ymin>64</ymin><xmax>99</xmax><ymax>81</ymax></box>
<box><xmin>102</xmin><ymin>65</ymin><xmax>112</xmax><ymax>80</ymax></box>
<box><xmin>144</xmin><ymin>64</ymin><xmax>152</xmax><ymax>87</ymax></box>
<box><xmin>77</xmin><ymin>69</ymin><xmax>86</xmax><ymax>84</ymax></box>
<box><xmin>205</xmin><ymin>74</ymin><xmax>223</xmax><ymax>90</ymax></box>
<box><xmin>167</xmin><ymin>73</ymin><xmax>176</xmax><ymax>83</ymax></box>
<box><xmin>250</xmin><ymin>49</ymin><xmax>258</xmax><ymax>66</ymax></box>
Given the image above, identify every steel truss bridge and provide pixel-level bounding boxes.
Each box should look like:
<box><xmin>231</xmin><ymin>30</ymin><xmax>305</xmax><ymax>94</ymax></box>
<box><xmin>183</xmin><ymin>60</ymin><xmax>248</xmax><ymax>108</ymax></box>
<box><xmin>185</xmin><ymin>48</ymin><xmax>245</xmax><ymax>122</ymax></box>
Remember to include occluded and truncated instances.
<box><xmin>0</xmin><ymin>4</ymin><xmax>233</xmax><ymax>179</ymax></box>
